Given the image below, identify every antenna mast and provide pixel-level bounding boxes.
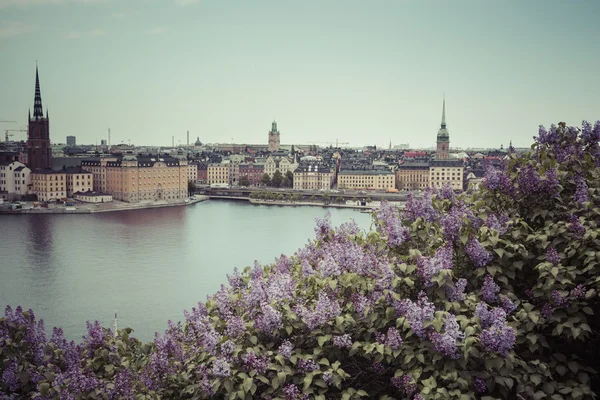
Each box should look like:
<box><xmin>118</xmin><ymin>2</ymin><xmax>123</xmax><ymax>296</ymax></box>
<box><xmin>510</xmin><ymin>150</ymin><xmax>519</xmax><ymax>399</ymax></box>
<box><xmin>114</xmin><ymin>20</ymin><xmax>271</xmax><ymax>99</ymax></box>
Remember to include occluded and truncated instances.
<box><xmin>112</xmin><ymin>310</ymin><xmax>118</xmax><ymax>337</ymax></box>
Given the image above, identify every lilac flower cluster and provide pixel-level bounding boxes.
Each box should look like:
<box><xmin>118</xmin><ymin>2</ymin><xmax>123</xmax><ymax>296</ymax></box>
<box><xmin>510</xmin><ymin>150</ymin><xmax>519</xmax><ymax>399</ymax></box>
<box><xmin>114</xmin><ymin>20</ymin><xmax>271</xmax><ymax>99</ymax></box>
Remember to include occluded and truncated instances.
<box><xmin>500</xmin><ymin>296</ymin><xmax>517</xmax><ymax>314</ymax></box>
<box><xmin>220</xmin><ymin>339</ymin><xmax>236</xmax><ymax>360</ymax></box>
<box><xmin>541</xmin><ymin>303</ymin><xmax>553</xmax><ymax>318</ymax></box>
<box><xmin>385</xmin><ymin>327</ymin><xmax>403</xmax><ymax>350</ymax></box>
<box><xmin>314</xmin><ymin>212</ymin><xmax>332</xmax><ymax>241</ymax></box>
<box><xmin>283</xmin><ymin>384</ymin><xmax>308</xmax><ymax>400</ymax></box>
<box><xmin>266</xmin><ymin>273</ymin><xmax>295</xmax><ymax>302</ymax></box>
<box><xmin>571</xmin><ymin>284</ymin><xmax>585</xmax><ymax>299</ymax></box>
<box><xmin>536</xmin><ymin>124</ymin><xmax>559</xmax><ymax>146</ymax></box>
<box><xmin>298</xmin><ymin>292</ymin><xmax>341</xmax><ymax>330</ymax></box>
<box><xmin>255</xmin><ymin>304</ymin><xmax>283</xmax><ymax>335</ymax></box>
<box><xmin>395</xmin><ymin>291</ymin><xmax>435</xmax><ymax>339</ymax></box>
<box><xmin>225</xmin><ymin>316</ymin><xmax>246</xmax><ymax>338</ymax></box>
<box><xmin>581</xmin><ymin>120</ymin><xmax>600</xmax><ymax>144</ymax></box>
<box><xmin>372</xmin><ymin>361</ymin><xmax>385</xmax><ymax>374</ymax></box>
<box><xmin>552</xmin><ymin>290</ymin><xmax>568</xmax><ymax>306</ymax></box>
<box><xmin>211</xmin><ymin>357</ymin><xmax>231</xmax><ymax>378</ymax></box>
<box><xmin>481</xmin><ymin>274</ymin><xmax>500</xmax><ymax>303</ymax></box>
<box><xmin>226</xmin><ymin>267</ymin><xmax>245</xmax><ymax>290</ymax></box>
<box><xmin>243</xmin><ymin>350</ymin><xmax>268</xmax><ymax>374</ymax></box>
<box><xmin>405</xmin><ymin>189</ymin><xmax>438</xmax><ymax>222</ymax></box>
<box><xmin>446</xmin><ymin>278</ymin><xmax>467</xmax><ymax>302</ymax></box>
<box><xmin>417</xmin><ymin>242</ymin><xmax>453</xmax><ymax>285</ymax></box>
<box><xmin>297</xmin><ymin>358</ymin><xmax>319</xmax><ymax>373</ymax></box>
<box><xmin>440</xmin><ymin>207</ymin><xmax>463</xmax><ymax>240</ymax></box>
<box><xmin>465</xmin><ymin>237</ymin><xmax>493</xmax><ymax>268</ymax></box>
<box><xmin>485</xmin><ymin>214</ymin><xmax>509</xmax><ymax>235</ymax></box>
<box><xmin>333</xmin><ymin>334</ymin><xmax>353</xmax><ymax>348</ymax></box>
<box><xmin>319</xmin><ymin>254</ymin><xmax>341</xmax><ymax>277</ymax></box>
<box><xmin>390</xmin><ymin>375</ymin><xmax>416</xmax><ymax>396</ymax></box>
<box><xmin>473</xmin><ymin>377</ymin><xmax>487</xmax><ymax>393</ymax></box>
<box><xmin>482</xmin><ymin>165</ymin><xmax>513</xmax><ymax>194</ymax></box>
<box><xmin>569</xmin><ymin>215</ymin><xmax>585</xmax><ymax>238</ymax></box>
<box><xmin>377</xmin><ymin>201</ymin><xmax>411</xmax><ymax>247</ymax></box>
<box><xmin>477</xmin><ymin>305</ymin><xmax>515</xmax><ymax>356</ymax></box>
<box><xmin>573</xmin><ymin>175</ymin><xmax>589</xmax><ymax>204</ymax></box>
<box><xmin>546</xmin><ymin>246</ymin><xmax>560</xmax><ymax>265</ymax></box>
<box><xmin>429</xmin><ymin>314</ymin><xmax>463</xmax><ymax>359</ymax></box>
<box><xmin>279</xmin><ymin>339</ymin><xmax>293</xmax><ymax>359</ymax></box>
<box><xmin>440</xmin><ymin>184</ymin><xmax>455</xmax><ymax>200</ymax></box>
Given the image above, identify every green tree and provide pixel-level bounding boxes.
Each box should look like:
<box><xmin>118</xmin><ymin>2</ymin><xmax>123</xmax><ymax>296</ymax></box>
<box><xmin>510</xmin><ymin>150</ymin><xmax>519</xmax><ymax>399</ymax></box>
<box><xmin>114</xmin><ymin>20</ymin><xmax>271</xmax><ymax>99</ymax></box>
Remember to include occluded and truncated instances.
<box><xmin>336</xmin><ymin>195</ymin><xmax>344</xmax><ymax>204</ymax></box>
<box><xmin>276</xmin><ymin>193</ymin><xmax>284</xmax><ymax>201</ymax></box>
<box><xmin>187</xmin><ymin>180</ymin><xmax>196</xmax><ymax>196</ymax></box>
<box><xmin>285</xmin><ymin>171</ymin><xmax>294</xmax><ymax>188</ymax></box>
<box><xmin>239</xmin><ymin>176</ymin><xmax>250</xmax><ymax>187</ymax></box>
<box><xmin>322</xmin><ymin>192</ymin><xmax>331</xmax><ymax>204</ymax></box>
<box><xmin>272</xmin><ymin>170</ymin><xmax>283</xmax><ymax>188</ymax></box>
<box><xmin>260</xmin><ymin>173</ymin><xmax>271</xmax><ymax>187</ymax></box>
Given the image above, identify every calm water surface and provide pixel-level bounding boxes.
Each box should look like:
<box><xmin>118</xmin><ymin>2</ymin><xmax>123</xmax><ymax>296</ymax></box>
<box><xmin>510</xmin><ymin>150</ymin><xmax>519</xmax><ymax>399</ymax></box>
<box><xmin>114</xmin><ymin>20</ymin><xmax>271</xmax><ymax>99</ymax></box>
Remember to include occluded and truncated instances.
<box><xmin>0</xmin><ymin>200</ymin><xmax>372</xmax><ymax>341</ymax></box>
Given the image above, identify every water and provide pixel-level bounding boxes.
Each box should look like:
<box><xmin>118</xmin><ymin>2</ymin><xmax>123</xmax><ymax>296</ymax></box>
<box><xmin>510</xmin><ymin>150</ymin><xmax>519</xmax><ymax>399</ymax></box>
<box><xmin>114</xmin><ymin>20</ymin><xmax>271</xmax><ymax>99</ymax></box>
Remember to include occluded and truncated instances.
<box><xmin>0</xmin><ymin>200</ymin><xmax>372</xmax><ymax>341</ymax></box>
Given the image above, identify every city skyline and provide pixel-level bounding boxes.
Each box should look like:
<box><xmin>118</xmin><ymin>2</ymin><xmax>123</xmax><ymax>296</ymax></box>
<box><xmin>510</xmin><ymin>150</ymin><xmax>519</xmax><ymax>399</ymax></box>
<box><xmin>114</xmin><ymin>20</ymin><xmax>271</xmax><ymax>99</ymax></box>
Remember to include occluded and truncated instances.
<box><xmin>1</xmin><ymin>0</ymin><xmax>599</xmax><ymax>149</ymax></box>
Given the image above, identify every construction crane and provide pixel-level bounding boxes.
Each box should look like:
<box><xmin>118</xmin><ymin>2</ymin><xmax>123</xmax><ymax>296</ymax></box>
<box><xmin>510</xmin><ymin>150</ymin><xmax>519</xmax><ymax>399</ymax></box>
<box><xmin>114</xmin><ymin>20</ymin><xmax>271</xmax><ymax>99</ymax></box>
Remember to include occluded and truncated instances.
<box><xmin>4</xmin><ymin>129</ymin><xmax>27</xmax><ymax>142</ymax></box>
<box><xmin>0</xmin><ymin>120</ymin><xmax>17</xmax><ymax>123</ymax></box>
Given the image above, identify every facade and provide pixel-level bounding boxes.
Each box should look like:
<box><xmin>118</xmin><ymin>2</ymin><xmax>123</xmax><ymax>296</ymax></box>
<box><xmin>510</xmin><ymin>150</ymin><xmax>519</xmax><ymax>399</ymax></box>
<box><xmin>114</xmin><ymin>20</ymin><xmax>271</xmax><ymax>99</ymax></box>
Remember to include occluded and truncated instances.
<box><xmin>31</xmin><ymin>170</ymin><xmax>66</xmax><ymax>201</ymax></box>
<box><xmin>207</xmin><ymin>163</ymin><xmax>230</xmax><ymax>185</ymax></box>
<box><xmin>65</xmin><ymin>167</ymin><xmax>93</xmax><ymax>197</ymax></box>
<box><xmin>0</xmin><ymin>161</ymin><xmax>31</xmax><ymax>201</ymax></box>
<box><xmin>187</xmin><ymin>162</ymin><xmax>198</xmax><ymax>184</ymax></box>
<box><xmin>268</xmin><ymin>120</ymin><xmax>280</xmax><ymax>152</ymax></box>
<box><xmin>73</xmin><ymin>192</ymin><xmax>113</xmax><ymax>203</ymax></box>
<box><xmin>338</xmin><ymin>168</ymin><xmax>395</xmax><ymax>190</ymax></box>
<box><xmin>293</xmin><ymin>163</ymin><xmax>334</xmax><ymax>190</ymax></box>
<box><xmin>196</xmin><ymin>162</ymin><xmax>208</xmax><ymax>184</ymax></box>
<box><xmin>27</xmin><ymin>66</ymin><xmax>52</xmax><ymax>171</ymax></box>
<box><xmin>396</xmin><ymin>162</ymin><xmax>430</xmax><ymax>190</ymax></box>
<box><xmin>66</xmin><ymin>136</ymin><xmax>76</xmax><ymax>146</ymax></box>
<box><xmin>81</xmin><ymin>155</ymin><xmax>188</xmax><ymax>202</ymax></box>
<box><xmin>264</xmin><ymin>155</ymin><xmax>298</xmax><ymax>178</ymax></box>
<box><xmin>238</xmin><ymin>162</ymin><xmax>265</xmax><ymax>186</ymax></box>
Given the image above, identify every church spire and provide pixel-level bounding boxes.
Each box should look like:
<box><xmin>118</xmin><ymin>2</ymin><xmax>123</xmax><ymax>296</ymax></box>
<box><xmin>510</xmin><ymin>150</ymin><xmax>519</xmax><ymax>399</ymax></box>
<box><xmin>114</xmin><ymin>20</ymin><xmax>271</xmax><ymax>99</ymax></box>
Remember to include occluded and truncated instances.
<box><xmin>441</xmin><ymin>94</ymin><xmax>446</xmax><ymax>128</ymax></box>
<box><xmin>33</xmin><ymin>65</ymin><xmax>44</xmax><ymax>118</ymax></box>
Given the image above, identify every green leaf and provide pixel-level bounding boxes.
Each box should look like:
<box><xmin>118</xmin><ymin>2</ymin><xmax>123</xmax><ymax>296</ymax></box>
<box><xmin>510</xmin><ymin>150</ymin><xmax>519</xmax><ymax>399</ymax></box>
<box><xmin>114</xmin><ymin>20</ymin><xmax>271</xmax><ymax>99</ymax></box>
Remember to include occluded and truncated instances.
<box><xmin>317</xmin><ymin>335</ymin><xmax>331</xmax><ymax>347</ymax></box>
<box><xmin>243</xmin><ymin>377</ymin><xmax>253</xmax><ymax>393</ymax></box>
<box><xmin>39</xmin><ymin>382</ymin><xmax>50</xmax><ymax>396</ymax></box>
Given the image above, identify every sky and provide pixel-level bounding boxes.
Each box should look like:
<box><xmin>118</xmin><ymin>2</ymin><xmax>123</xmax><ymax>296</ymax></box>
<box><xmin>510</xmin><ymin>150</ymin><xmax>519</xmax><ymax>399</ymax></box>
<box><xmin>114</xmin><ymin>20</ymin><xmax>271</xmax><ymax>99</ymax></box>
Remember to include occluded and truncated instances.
<box><xmin>0</xmin><ymin>0</ymin><xmax>599</xmax><ymax>149</ymax></box>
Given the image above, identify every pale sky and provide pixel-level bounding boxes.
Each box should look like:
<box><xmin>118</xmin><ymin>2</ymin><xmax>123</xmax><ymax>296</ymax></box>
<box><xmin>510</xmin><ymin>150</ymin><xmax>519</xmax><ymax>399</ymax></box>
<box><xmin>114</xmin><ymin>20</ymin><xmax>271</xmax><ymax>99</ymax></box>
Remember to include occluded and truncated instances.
<box><xmin>1</xmin><ymin>0</ymin><xmax>599</xmax><ymax>149</ymax></box>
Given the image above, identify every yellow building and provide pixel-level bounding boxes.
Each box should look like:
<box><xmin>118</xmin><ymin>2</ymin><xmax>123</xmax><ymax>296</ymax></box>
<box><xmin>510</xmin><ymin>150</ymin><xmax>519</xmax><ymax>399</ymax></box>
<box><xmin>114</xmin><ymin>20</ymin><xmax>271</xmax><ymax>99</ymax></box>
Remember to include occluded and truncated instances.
<box><xmin>31</xmin><ymin>170</ymin><xmax>66</xmax><ymax>201</ymax></box>
<box><xmin>65</xmin><ymin>167</ymin><xmax>94</xmax><ymax>197</ymax></box>
<box><xmin>429</xmin><ymin>160</ymin><xmax>464</xmax><ymax>190</ymax></box>
<box><xmin>338</xmin><ymin>168</ymin><xmax>395</xmax><ymax>190</ymax></box>
<box><xmin>81</xmin><ymin>155</ymin><xmax>188</xmax><ymax>202</ymax></box>
<box><xmin>293</xmin><ymin>164</ymin><xmax>334</xmax><ymax>191</ymax></box>
<box><xmin>207</xmin><ymin>163</ymin><xmax>230</xmax><ymax>185</ymax></box>
<box><xmin>396</xmin><ymin>162</ymin><xmax>430</xmax><ymax>190</ymax></box>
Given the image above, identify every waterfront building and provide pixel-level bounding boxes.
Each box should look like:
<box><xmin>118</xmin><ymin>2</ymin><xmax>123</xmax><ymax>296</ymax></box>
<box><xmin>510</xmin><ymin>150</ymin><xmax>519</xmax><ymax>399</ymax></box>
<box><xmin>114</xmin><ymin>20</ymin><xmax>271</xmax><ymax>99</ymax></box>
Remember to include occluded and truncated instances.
<box><xmin>268</xmin><ymin>120</ymin><xmax>281</xmax><ymax>152</ymax></box>
<box><xmin>81</xmin><ymin>155</ymin><xmax>188</xmax><ymax>202</ymax></box>
<box><xmin>429</xmin><ymin>98</ymin><xmax>464</xmax><ymax>190</ymax></box>
<box><xmin>293</xmin><ymin>163</ymin><xmax>334</xmax><ymax>191</ymax></box>
<box><xmin>238</xmin><ymin>162</ymin><xmax>265</xmax><ymax>186</ymax></box>
<box><xmin>73</xmin><ymin>191</ymin><xmax>113</xmax><ymax>203</ymax></box>
<box><xmin>0</xmin><ymin>161</ymin><xmax>31</xmax><ymax>201</ymax></box>
<box><xmin>31</xmin><ymin>170</ymin><xmax>66</xmax><ymax>201</ymax></box>
<box><xmin>187</xmin><ymin>162</ymin><xmax>198</xmax><ymax>184</ymax></box>
<box><xmin>196</xmin><ymin>162</ymin><xmax>208</xmax><ymax>184</ymax></box>
<box><xmin>207</xmin><ymin>162</ymin><xmax>230</xmax><ymax>185</ymax></box>
<box><xmin>64</xmin><ymin>167</ymin><xmax>93</xmax><ymax>197</ymax></box>
<box><xmin>337</xmin><ymin>167</ymin><xmax>395</xmax><ymax>191</ymax></box>
<box><xmin>66</xmin><ymin>136</ymin><xmax>76</xmax><ymax>146</ymax></box>
<box><xmin>27</xmin><ymin>66</ymin><xmax>52</xmax><ymax>171</ymax></box>
<box><xmin>264</xmin><ymin>155</ymin><xmax>298</xmax><ymax>178</ymax></box>
<box><xmin>396</xmin><ymin>162</ymin><xmax>430</xmax><ymax>190</ymax></box>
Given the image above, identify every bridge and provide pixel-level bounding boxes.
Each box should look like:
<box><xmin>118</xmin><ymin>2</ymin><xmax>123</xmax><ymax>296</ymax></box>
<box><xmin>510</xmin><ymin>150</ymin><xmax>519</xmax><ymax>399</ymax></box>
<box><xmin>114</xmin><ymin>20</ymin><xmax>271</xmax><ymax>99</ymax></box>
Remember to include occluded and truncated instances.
<box><xmin>194</xmin><ymin>187</ymin><xmax>411</xmax><ymax>202</ymax></box>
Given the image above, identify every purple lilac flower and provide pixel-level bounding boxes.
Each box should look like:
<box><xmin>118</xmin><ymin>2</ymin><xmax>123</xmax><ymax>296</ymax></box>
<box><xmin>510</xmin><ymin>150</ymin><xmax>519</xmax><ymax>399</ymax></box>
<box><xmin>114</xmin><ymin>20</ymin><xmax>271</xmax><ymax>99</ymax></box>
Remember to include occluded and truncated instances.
<box><xmin>571</xmin><ymin>284</ymin><xmax>585</xmax><ymax>299</ymax></box>
<box><xmin>319</xmin><ymin>253</ymin><xmax>341</xmax><ymax>277</ymax></box>
<box><xmin>465</xmin><ymin>237</ymin><xmax>492</xmax><ymax>268</ymax></box>
<box><xmin>405</xmin><ymin>189</ymin><xmax>438</xmax><ymax>222</ymax></box>
<box><xmin>475</xmin><ymin>303</ymin><xmax>507</xmax><ymax>329</ymax></box>
<box><xmin>111</xmin><ymin>369</ymin><xmax>134</xmax><ymax>399</ymax></box>
<box><xmin>536</xmin><ymin>124</ymin><xmax>559</xmax><ymax>146</ymax></box>
<box><xmin>243</xmin><ymin>350</ymin><xmax>269</xmax><ymax>374</ymax></box>
<box><xmin>546</xmin><ymin>246</ymin><xmax>560</xmax><ymax>265</ymax></box>
<box><xmin>84</xmin><ymin>320</ymin><xmax>106</xmax><ymax>350</ymax></box>
<box><xmin>479</xmin><ymin>317</ymin><xmax>516</xmax><ymax>356</ymax></box>
<box><xmin>414</xmin><ymin>395</ymin><xmax>425</xmax><ymax>400</ymax></box>
<box><xmin>226</xmin><ymin>316</ymin><xmax>246</xmax><ymax>338</ymax></box>
<box><xmin>298</xmin><ymin>358</ymin><xmax>319</xmax><ymax>373</ymax></box>
<box><xmin>541</xmin><ymin>303</ymin><xmax>553</xmax><ymax>318</ymax></box>
<box><xmin>372</xmin><ymin>361</ymin><xmax>385</xmax><ymax>374</ymax></box>
<box><xmin>1</xmin><ymin>362</ymin><xmax>20</xmax><ymax>392</ymax></box>
<box><xmin>279</xmin><ymin>340</ymin><xmax>293</xmax><ymax>359</ymax></box>
<box><xmin>323</xmin><ymin>372</ymin><xmax>334</xmax><ymax>386</ymax></box>
<box><xmin>375</xmin><ymin>331</ymin><xmax>386</xmax><ymax>344</ymax></box>
<box><xmin>377</xmin><ymin>201</ymin><xmax>411</xmax><ymax>247</ymax></box>
<box><xmin>333</xmin><ymin>334</ymin><xmax>352</xmax><ymax>348</ymax></box>
<box><xmin>266</xmin><ymin>273</ymin><xmax>295</xmax><ymax>302</ymax></box>
<box><xmin>299</xmin><ymin>292</ymin><xmax>341</xmax><ymax>330</ymax></box>
<box><xmin>552</xmin><ymin>290</ymin><xmax>568</xmax><ymax>306</ymax></box>
<box><xmin>391</xmin><ymin>375</ymin><xmax>417</xmax><ymax>396</ymax></box>
<box><xmin>574</xmin><ymin>175</ymin><xmax>589</xmax><ymax>204</ymax></box>
<box><xmin>385</xmin><ymin>327</ymin><xmax>403</xmax><ymax>350</ymax></box>
<box><xmin>395</xmin><ymin>291</ymin><xmax>435</xmax><ymax>339</ymax></box>
<box><xmin>440</xmin><ymin>184</ymin><xmax>455</xmax><ymax>200</ymax></box>
<box><xmin>220</xmin><ymin>340</ymin><xmax>236</xmax><ymax>359</ymax></box>
<box><xmin>315</xmin><ymin>212</ymin><xmax>331</xmax><ymax>240</ymax></box>
<box><xmin>441</xmin><ymin>208</ymin><xmax>463</xmax><ymax>240</ymax></box>
<box><xmin>483</xmin><ymin>165</ymin><xmax>512</xmax><ymax>194</ymax></box>
<box><xmin>581</xmin><ymin>120</ymin><xmax>600</xmax><ymax>144</ymax></box>
<box><xmin>211</xmin><ymin>358</ymin><xmax>231</xmax><ymax>378</ymax></box>
<box><xmin>255</xmin><ymin>304</ymin><xmax>282</xmax><ymax>334</ymax></box>
<box><xmin>481</xmin><ymin>274</ymin><xmax>500</xmax><ymax>303</ymax></box>
<box><xmin>500</xmin><ymin>296</ymin><xmax>517</xmax><ymax>314</ymax></box>
<box><xmin>283</xmin><ymin>384</ymin><xmax>305</xmax><ymax>400</ymax></box>
<box><xmin>417</xmin><ymin>242</ymin><xmax>453</xmax><ymax>285</ymax></box>
<box><xmin>227</xmin><ymin>267</ymin><xmax>245</xmax><ymax>290</ymax></box>
<box><xmin>569</xmin><ymin>215</ymin><xmax>585</xmax><ymax>238</ymax></box>
<box><xmin>429</xmin><ymin>314</ymin><xmax>463</xmax><ymax>359</ymax></box>
<box><xmin>446</xmin><ymin>278</ymin><xmax>467</xmax><ymax>302</ymax></box>
<box><xmin>473</xmin><ymin>377</ymin><xmax>487</xmax><ymax>393</ymax></box>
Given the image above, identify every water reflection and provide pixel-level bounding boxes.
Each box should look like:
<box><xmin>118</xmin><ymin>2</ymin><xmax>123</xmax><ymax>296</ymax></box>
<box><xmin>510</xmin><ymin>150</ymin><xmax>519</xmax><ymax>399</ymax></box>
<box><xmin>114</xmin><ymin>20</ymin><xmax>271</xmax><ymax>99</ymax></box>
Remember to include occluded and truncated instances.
<box><xmin>26</xmin><ymin>215</ymin><xmax>54</xmax><ymax>268</ymax></box>
<box><xmin>97</xmin><ymin>206</ymin><xmax>187</xmax><ymax>226</ymax></box>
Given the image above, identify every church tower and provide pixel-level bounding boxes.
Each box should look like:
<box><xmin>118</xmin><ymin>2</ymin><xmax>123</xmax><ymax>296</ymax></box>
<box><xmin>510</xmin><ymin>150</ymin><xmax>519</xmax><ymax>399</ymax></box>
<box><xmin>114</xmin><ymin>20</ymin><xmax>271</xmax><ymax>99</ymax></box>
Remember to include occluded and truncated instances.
<box><xmin>436</xmin><ymin>97</ymin><xmax>450</xmax><ymax>160</ymax></box>
<box><xmin>27</xmin><ymin>65</ymin><xmax>52</xmax><ymax>170</ymax></box>
<box><xmin>268</xmin><ymin>120</ymin><xmax>280</xmax><ymax>152</ymax></box>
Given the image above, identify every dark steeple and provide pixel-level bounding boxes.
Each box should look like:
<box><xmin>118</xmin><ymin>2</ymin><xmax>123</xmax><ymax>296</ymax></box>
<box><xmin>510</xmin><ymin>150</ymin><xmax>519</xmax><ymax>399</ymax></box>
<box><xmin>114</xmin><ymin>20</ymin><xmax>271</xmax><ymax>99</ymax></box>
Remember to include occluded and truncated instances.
<box><xmin>33</xmin><ymin>65</ymin><xmax>44</xmax><ymax>119</ymax></box>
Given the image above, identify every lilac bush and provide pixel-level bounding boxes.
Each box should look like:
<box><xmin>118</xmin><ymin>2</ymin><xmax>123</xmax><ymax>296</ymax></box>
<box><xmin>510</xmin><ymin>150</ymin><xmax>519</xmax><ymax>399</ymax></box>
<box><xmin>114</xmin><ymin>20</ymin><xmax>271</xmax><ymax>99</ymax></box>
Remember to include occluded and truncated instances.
<box><xmin>1</xmin><ymin>120</ymin><xmax>600</xmax><ymax>399</ymax></box>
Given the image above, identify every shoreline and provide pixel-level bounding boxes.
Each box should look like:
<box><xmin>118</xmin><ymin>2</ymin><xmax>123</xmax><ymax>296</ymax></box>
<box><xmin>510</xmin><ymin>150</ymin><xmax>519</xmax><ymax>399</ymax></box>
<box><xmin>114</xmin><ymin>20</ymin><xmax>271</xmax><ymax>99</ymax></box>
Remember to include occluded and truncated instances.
<box><xmin>0</xmin><ymin>196</ymin><xmax>209</xmax><ymax>215</ymax></box>
<box><xmin>248</xmin><ymin>198</ymin><xmax>378</xmax><ymax>211</ymax></box>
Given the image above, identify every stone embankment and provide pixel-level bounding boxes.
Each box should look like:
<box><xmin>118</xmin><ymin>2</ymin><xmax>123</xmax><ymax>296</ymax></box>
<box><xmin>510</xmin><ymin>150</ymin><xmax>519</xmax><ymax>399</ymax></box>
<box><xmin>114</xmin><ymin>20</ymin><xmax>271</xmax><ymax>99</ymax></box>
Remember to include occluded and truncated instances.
<box><xmin>0</xmin><ymin>196</ymin><xmax>209</xmax><ymax>215</ymax></box>
<box><xmin>248</xmin><ymin>198</ymin><xmax>380</xmax><ymax>211</ymax></box>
